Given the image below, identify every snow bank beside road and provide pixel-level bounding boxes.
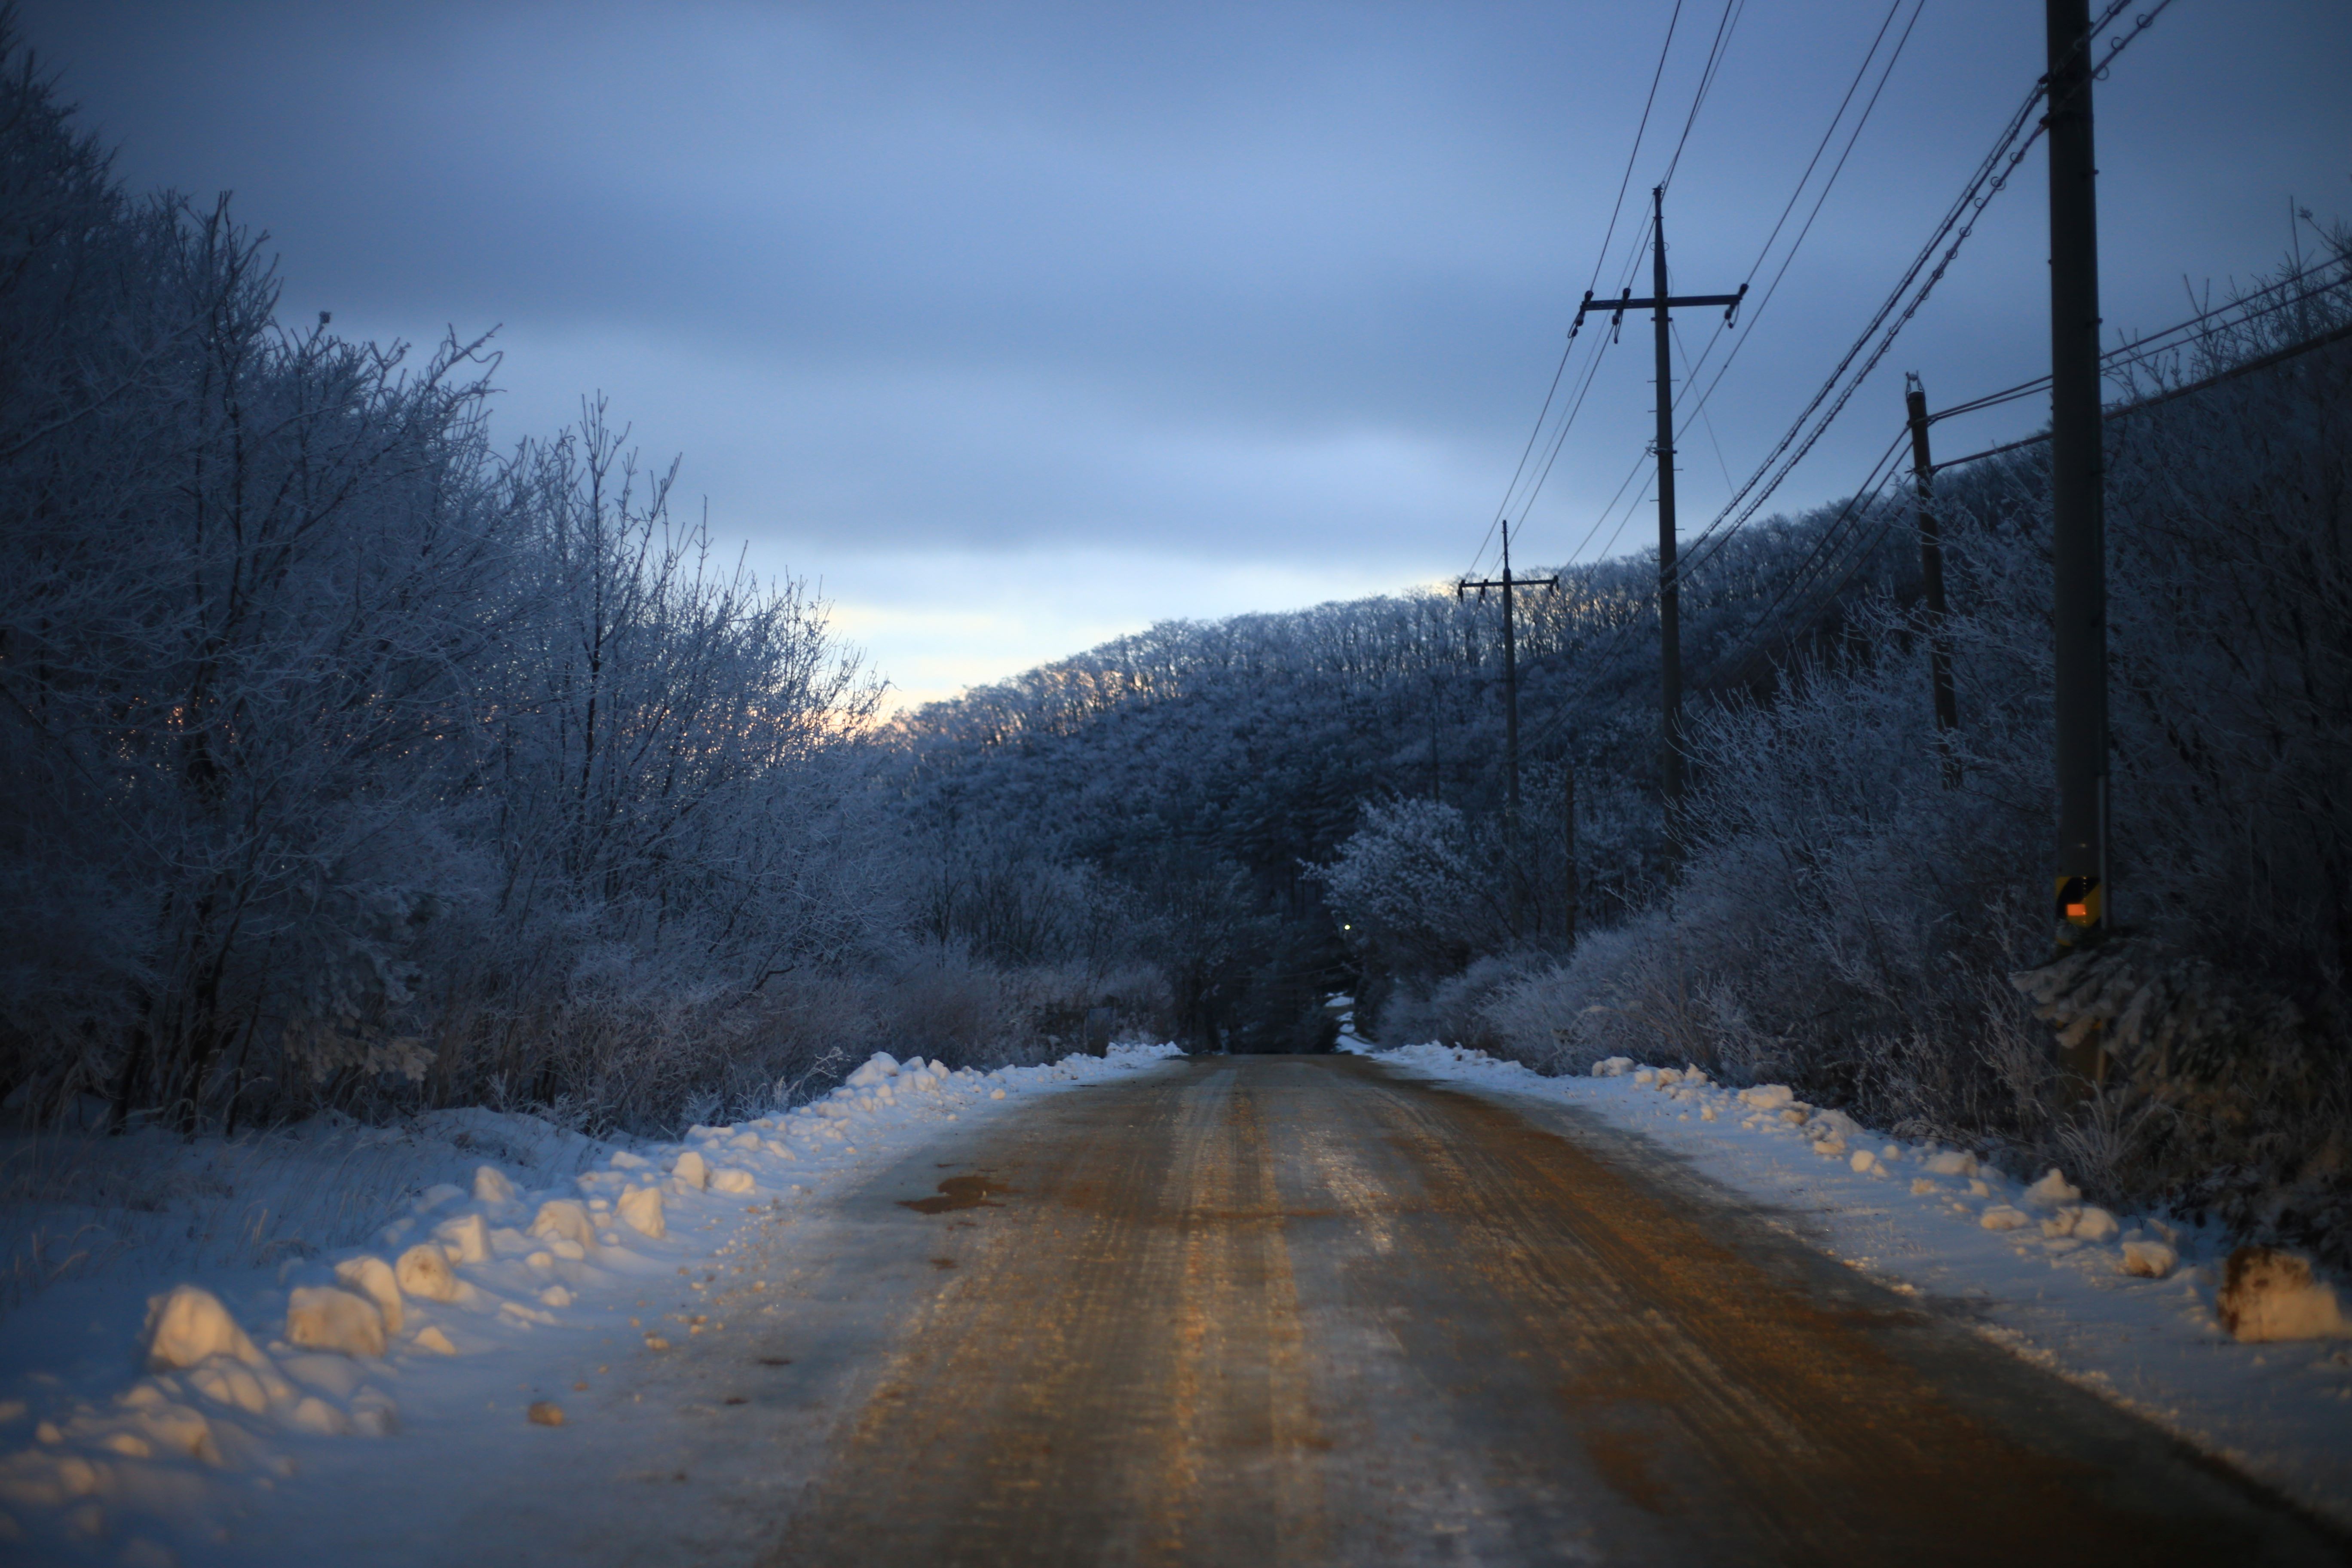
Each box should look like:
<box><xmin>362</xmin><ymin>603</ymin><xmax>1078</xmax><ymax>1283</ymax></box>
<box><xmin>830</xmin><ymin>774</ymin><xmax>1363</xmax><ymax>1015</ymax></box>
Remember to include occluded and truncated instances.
<box><xmin>0</xmin><ymin>1043</ymin><xmax>1178</xmax><ymax>1562</ymax></box>
<box><xmin>1363</xmin><ymin>1041</ymin><xmax>2352</xmax><ymax>1525</ymax></box>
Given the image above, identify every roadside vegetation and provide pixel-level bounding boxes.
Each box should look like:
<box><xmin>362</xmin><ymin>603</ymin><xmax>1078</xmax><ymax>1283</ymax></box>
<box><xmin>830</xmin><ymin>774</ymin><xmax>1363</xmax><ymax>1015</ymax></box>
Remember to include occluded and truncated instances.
<box><xmin>899</xmin><ymin>240</ymin><xmax>2352</xmax><ymax>1265</ymax></box>
<box><xmin>0</xmin><ymin>27</ymin><xmax>1142</xmax><ymax>1151</ymax></box>
<box><xmin>5</xmin><ymin>16</ymin><xmax>2349</xmax><ymax>1269</ymax></box>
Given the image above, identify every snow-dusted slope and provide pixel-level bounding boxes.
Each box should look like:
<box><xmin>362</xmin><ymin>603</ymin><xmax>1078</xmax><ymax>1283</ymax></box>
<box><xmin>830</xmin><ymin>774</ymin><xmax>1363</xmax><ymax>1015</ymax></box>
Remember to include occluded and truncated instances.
<box><xmin>1361</xmin><ymin>1040</ymin><xmax>2352</xmax><ymax>1526</ymax></box>
<box><xmin>0</xmin><ymin>1044</ymin><xmax>1178</xmax><ymax>1563</ymax></box>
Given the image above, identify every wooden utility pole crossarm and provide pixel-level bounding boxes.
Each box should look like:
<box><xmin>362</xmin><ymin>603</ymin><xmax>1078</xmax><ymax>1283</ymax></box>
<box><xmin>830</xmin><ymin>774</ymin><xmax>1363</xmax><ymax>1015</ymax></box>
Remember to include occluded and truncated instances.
<box><xmin>1574</xmin><ymin>285</ymin><xmax>1749</xmax><ymax>331</ymax></box>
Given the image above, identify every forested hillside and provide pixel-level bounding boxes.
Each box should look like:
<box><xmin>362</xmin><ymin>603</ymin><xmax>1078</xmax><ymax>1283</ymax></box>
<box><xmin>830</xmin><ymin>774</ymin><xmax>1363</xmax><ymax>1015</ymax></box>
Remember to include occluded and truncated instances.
<box><xmin>8</xmin><ymin>9</ymin><xmax>2350</xmax><ymax>1265</ymax></box>
<box><xmin>888</xmin><ymin>497</ymin><xmax>1925</xmax><ymax>1047</ymax></box>
<box><xmin>895</xmin><ymin>240</ymin><xmax>2352</xmax><ymax>1259</ymax></box>
<box><xmin>0</xmin><ymin>31</ymin><xmax>1105</xmax><ymax>1137</ymax></box>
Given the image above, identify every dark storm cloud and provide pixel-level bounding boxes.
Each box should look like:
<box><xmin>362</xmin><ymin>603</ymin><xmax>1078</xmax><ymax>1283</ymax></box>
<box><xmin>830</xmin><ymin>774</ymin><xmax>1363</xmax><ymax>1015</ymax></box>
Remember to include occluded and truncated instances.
<box><xmin>15</xmin><ymin>0</ymin><xmax>2352</xmax><ymax>692</ymax></box>
<box><xmin>32</xmin><ymin>9</ymin><xmax>1568</xmax><ymax>388</ymax></box>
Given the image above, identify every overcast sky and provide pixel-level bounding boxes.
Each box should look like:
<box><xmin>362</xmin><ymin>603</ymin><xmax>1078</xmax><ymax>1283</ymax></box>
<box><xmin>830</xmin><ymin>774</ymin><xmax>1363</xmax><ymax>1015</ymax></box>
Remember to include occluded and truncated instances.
<box><xmin>18</xmin><ymin>0</ymin><xmax>2351</xmax><ymax>707</ymax></box>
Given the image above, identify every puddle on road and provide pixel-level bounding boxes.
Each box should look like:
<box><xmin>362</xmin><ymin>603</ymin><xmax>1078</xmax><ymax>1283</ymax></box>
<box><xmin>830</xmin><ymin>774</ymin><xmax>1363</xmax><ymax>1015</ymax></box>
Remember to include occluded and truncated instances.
<box><xmin>1583</xmin><ymin>1427</ymin><xmax>1676</xmax><ymax>1516</ymax></box>
<box><xmin>901</xmin><ymin>1175</ymin><xmax>1014</xmax><ymax>1215</ymax></box>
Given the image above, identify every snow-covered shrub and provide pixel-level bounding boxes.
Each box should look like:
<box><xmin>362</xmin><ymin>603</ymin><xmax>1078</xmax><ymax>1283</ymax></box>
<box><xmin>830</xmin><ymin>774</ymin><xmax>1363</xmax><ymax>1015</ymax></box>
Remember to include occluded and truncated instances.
<box><xmin>0</xmin><ymin>33</ymin><xmax>910</xmax><ymax>1137</ymax></box>
<box><xmin>1315</xmin><ymin>799</ymin><xmax>1504</xmax><ymax>975</ymax></box>
<box><xmin>1475</xmin><ymin>918</ymin><xmax>1785</xmax><ymax>1080</ymax></box>
<box><xmin>1374</xmin><ymin>952</ymin><xmax>1545</xmax><ymax>1054</ymax></box>
<box><xmin>1315</xmin><ymin>799</ymin><xmax>1546</xmax><ymax>1044</ymax></box>
<box><xmin>1466</xmin><ymin>238</ymin><xmax>2352</xmax><ymax>1259</ymax></box>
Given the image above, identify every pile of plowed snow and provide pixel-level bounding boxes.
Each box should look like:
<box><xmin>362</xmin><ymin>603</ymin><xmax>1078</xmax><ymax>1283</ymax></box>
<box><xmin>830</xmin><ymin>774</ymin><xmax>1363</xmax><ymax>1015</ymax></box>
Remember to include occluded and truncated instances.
<box><xmin>1360</xmin><ymin>1040</ymin><xmax>2352</xmax><ymax>1527</ymax></box>
<box><xmin>1577</xmin><ymin>1053</ymin><xmax>2173</xmax><ymax>1272</ymax></box>
<box><xmin>0</xmin><ymin>1042</ymin><xmax>1178</xmax><ymax>1560</ymax></box>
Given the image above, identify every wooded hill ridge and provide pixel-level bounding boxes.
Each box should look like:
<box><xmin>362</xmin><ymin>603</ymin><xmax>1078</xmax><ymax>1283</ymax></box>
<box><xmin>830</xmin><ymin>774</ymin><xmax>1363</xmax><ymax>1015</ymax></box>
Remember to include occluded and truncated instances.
<box><xmin>893</xmin><ymin>236</ymin><xmax>2352</xmax><ymax>1262</ymax></box>
<box><xmin>6</xmin><ymin>10</ymin><xmax>2350</xmax><ymax>1265</ymax></box>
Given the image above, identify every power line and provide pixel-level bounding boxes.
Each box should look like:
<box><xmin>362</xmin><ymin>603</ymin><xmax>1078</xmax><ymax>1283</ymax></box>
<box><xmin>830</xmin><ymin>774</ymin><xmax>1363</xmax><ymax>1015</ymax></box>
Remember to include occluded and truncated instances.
<box><xmin>1702</xmin><ymin>432</ymin><xmax>1914</xmax><ymax>692</ymax></box>
<box><xmin>1589</xmin><ymin>0</ymin><xmax>1691</xmax><ymax>300</ymax></box>
<box><xmin>1929</xmin><ymin>313</ymin><xmax>2352</xmax><ymax>472</ymax></box>
<box><xmin>1709</xmin><ymin>296</ymin><xmax>2352</xmax><ymax>692</ymax></box>
<box><xmin>1496</xmin><ymin>0</ymin><xmax>1742</xmax><ymax>560</ymax></box>
<box><xmin>1739</xmin><ymin>0</ymin><xmax>1914</xmax><ymax>303</ymax></box>
<box><xmin>1555</xmin><ymin>448</ymin><xmax>1654</xmax><ymax>569</ymax></box>
<box><xmin>1518</xmin><ymin>0</ymin><xmax>1922</xmax><ymax>570</ymax></box>
<box><xmin>1666</xmin><ymin>0</ymin><xmax>1928</xmax><ymax>455</ymax></box>
<box><xmin>1925</xmin><ymin>248</ymin><xmax>2352</xmax><ymax>426</ymax></box>
<box><xmin>1485</xmin><ymin>0</ymin><xmax>1771</xmax><ymax>572</ymax></box>
<box><xmin>1659</xmin><ymin>0</ymin><xmax>1746</xmax><ymax>192</ymax></box>
<box><xmin>1668</xmin><ymin>80</ymin><xmax>2050</xmax><ymax>591</ymax></box>
<box><xmin>1673</xmin><ymin>0</ymin><xmax>2172</xmax><ymax>596</ymax></box>
<box><xmin>1512</xmin><ymin>0</ymin><xmax>2177</xmax><ymax>768</ymax></box>
<box><xmin>1674</xmin><ymin>320</ymin><xmax>1737</xmax><ymax>489</ymax></box>
<box><xmin>1471</xmin><ymin>1</ymin><xmax>1690</xmax><ymax>579</ymax></box>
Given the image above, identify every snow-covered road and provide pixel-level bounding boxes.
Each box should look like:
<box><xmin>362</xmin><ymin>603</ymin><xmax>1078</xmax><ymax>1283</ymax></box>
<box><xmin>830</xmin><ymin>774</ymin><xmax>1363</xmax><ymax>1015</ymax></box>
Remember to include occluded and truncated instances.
<box><xmin>762</xmin><ymin>1052</ymin><xmax>2340</xmax><ymax>1565</ymax></box>
<box><xmin>8</xmin><ymin>1047</ymin><xmax>2348</xmax><ymax>1564</ymax></box>
<box><xmin>1369</xmin><ymin>1040</ymin><xmax>2352</xmax><ymax>1530</ymax></box>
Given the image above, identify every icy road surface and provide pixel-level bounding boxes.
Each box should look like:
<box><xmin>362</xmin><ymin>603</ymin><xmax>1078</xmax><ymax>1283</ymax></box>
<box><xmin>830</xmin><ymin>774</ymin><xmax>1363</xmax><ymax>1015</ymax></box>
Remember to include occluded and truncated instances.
<box><xmin>766</xmin><ymin>1054</ymin><xmax>2336</xmax><ymax>1565</ymax></box>
<box><xmin>65</xmin><ymin>1051</ymin><xmax>2344</xmax><ymax>1566</ymax></box>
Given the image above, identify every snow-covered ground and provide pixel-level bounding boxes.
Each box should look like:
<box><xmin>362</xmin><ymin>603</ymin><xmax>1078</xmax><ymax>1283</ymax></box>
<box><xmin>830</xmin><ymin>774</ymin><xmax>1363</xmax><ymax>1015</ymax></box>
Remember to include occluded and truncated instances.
<box><xmin>15</xmin><ymin>1030</ymin><xmax>2347</xmax><ymax>1559</ymax></box>
<box><xmin>0</xmin><ymin>1044</ymin><xmax>1179</xmax><ymax>1564</ymax></box>
<box><xmin>1357</xmin><ymin>1039</ymin><xmax>2352</xmax><ymax>1526</ymax></box>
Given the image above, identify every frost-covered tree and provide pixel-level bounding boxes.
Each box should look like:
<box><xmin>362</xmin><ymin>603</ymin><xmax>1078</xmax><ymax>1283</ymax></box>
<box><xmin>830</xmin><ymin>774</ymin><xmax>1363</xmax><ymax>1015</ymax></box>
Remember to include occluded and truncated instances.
<box><xmin>1463</xmin><ymin>232</ymin><xmax>2352</xmax><ymax>1257</ymax></box>
<box><xmin>0</xmin><ymin>26</ymin><xmax>894</xmax><ymax>1133</ymax></box>
<box><xmin>1315</xmin><ymin>799</ymin><xmax>1502</xmax><ymax>977</ymax></box>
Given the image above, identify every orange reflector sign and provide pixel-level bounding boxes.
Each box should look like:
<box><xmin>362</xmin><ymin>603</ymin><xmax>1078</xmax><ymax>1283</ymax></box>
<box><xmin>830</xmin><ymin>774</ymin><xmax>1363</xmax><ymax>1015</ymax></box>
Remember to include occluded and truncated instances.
<box><xmin>2054</xmin><ymin>875</ymin><xmax>2101</xmax><ymax>935</ymax></box>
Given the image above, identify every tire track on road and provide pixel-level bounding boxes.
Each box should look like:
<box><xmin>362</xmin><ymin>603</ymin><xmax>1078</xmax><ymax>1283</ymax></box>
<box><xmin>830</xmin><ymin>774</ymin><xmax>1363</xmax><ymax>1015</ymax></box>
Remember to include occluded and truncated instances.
<box><xmin>769</xmin><ymin>1055</ymin><xmax>2345</xmax><ymax>1567</ymax></box>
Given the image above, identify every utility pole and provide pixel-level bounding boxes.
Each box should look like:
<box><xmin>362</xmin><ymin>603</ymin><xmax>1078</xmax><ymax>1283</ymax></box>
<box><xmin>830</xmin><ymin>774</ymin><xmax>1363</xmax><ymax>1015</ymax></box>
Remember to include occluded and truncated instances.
<box><xmin>1428</xmin><ymin>673</ymin><xmax>1444</xmax><ymax>806</ymax></box>
<box><xmin>1903</xmin><ymin>374</ymin><xmax>1961</xmax><ymax>784</ymax></box>
<box><xmin>1561</xmin><ymin>763</ymin><xmax>1578</xmax><ymax>949</ymax></box>
<box><xmin>2046</xmin><ymin>0</ymin><xmax>2109</xmax><ymax>967</ymax></box>
<box><xmin>1457</xmin><ymin>519</ymin><xmax>1560</xmax><ymax>824</ymax></box>
<box><xmin>1458</xmin><ymin>518</ymin><xmax>1559</xmax><ymax>933</ymax></box>
<box><xmin>1574</xmin><ymin>188</ymin><xmax>1746</xmax><ymax>861</ymax></box>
